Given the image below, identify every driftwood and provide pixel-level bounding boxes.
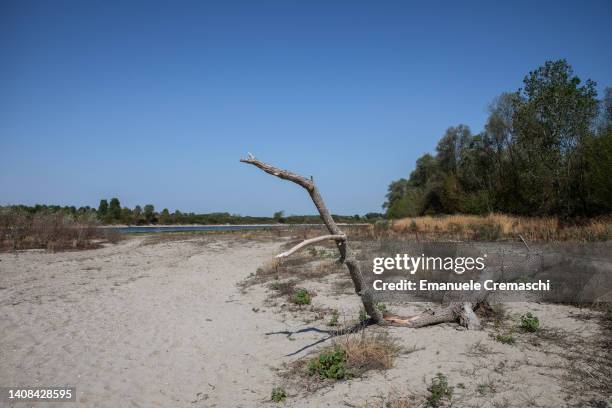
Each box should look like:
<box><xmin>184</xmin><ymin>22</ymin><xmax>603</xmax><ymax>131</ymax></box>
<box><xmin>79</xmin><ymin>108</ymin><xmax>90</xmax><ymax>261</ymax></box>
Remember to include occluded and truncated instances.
<box><xmin>240</xmin><ymin>154</ymin><xmax>484</xmax><ymax>330</ymax></box>
<box><xmin>276</xmin><ymin>234</ymin><xmax>346</xmax><ymax>258</ymax></box>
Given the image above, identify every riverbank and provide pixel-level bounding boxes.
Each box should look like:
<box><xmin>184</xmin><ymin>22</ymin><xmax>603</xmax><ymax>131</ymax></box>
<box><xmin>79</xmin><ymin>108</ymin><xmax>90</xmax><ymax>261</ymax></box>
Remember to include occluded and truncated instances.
<box><xmin>0</xmin><ymin>234</ymin><xmax>609</xmax><ymax>407</ymax></box>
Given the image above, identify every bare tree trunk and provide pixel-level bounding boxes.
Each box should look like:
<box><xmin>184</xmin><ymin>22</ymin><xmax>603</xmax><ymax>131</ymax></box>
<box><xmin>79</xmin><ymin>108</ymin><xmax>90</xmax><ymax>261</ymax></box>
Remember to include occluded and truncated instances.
<box><xmin>384</xmin><ymin>301</ymin><xmax>483</xmax><ymax>329</ymax></box>
<box><xmin>240</xmin><ymin>155</ymin><xmax>383</xmax><ymax>323</ymax></box>
<box><xmin>240</xmin><ymin>154</ymin><xmax>485</xmax><ymax>329</ymax></box>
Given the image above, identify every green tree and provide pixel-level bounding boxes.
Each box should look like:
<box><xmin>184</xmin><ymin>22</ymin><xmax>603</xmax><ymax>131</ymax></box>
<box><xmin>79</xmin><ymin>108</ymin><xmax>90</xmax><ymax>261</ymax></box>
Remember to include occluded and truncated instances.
<box><xmin>386</xmin><ymin>187</ymin><xmax>424</xmax><ymax>218</ymax></box>
<box><xmin>132</xmin><ymin>205</ymin><xmax>143</xmax><ymax>224</ymax></box>
<box><xmin>159</xmin><ymin>208</ymin><xmax>170</xmax><ymax>224</ymax></box>
<box><xmin>120</xmin><ymin>207</ymin><xmax>133</xmax><ymax>224</ymax></box>
<box><xmin>409</xmin><ymin>154</ymin><xmax>439</xmax><ymax>188</ymax></box>
<box><xmin>513</xmin><ymin>59</ymin><xmax>599</xmax><ymax>216</ymax></box>
<box><xmin>383</xmin><ymin>61</ymin><xmax>608</xmax><ymax>218</ymax></box>
<box><xmin>583</xmin><ymin>128</ymin><xmax>612</xmax><ymax>213</ymax></box>
<box><xmin>97</xmin><ymin>199</ymin><xmax>108</xmax><ymax>221</ymax></box>
<box><xmin>436</xmin><ymin>125</ymin><xmax>472</xmax><ymax>174</ymax></box>
<box><xmin>143</xmin><ymin>204</ymin><xmax>155</xmax><ymax>223</ymax></box>
<box><xmin>109</xmin><ymin>198</ymin><xmax>121</xmax><ymax>222</ymax></box>
<box><xmin>383</xmin><ymin>179</ymin><xmax>410</xmax><ymax>213</ymax></box>
<box><xmin>273</xmin><ymin>210</ymin><xmax>285</xmax><ymax>223</ymax></box>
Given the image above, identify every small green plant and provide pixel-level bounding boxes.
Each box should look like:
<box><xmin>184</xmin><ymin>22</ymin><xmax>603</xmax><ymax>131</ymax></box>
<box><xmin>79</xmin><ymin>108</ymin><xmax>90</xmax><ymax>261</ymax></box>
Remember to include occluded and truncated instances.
<box><xmin>308</xmin><ymin>246</ymin><xmax>317</xmax><ymax>257</ymax></box>
<box><xmin>495</xmin><ymin>333</ymin><xmax>516</xmax><ymax>345</ymax></box>
<box><xmin>308</xmin><ymin>347</ymin><xmax>346</xmax><ymax>380</ymax></box>
<box><xmin>520</xmin><ymin>312</ymin><xmax>540</xmax><ymax>332</ymax></box>
<box><xmin>292</xmin><ymin>288</ymin><xmax>311</xmax><ymax>305</ymax></box>
<box><xmin>328</xmin><ymin>310</ymin><xmax>339</xmax><ymax>327</ymax></box>
<box><xmin>359</xmin><ymin>309</ymin><xmax>369</xmax><ymax>323</ymax></box>
<box><xmin>376</xmin><ymin>302</ymin><xmax>388</xmax><ymax>314</ymax></box>
<box><xmin>477</xmin><ymin>381</ymin><xmax>496</xmax><ymax>395</ymax></box>
<box><xmin>270</xmin><ymin>386</ymin><xmax>287</xmax><ymax>403</ymax></box>
<box><xmin>426</xmin><ymin>373</ymin><xmax>453</xmax><ymax>407</ymax></box>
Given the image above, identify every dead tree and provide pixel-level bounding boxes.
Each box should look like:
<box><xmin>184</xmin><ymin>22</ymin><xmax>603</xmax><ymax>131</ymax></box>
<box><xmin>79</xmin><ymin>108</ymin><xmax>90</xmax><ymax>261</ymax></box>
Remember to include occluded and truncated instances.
<box><xmin>241</xmin><ymin>154</ymin><xmax>484</xmax><ymax>330</ymax></box>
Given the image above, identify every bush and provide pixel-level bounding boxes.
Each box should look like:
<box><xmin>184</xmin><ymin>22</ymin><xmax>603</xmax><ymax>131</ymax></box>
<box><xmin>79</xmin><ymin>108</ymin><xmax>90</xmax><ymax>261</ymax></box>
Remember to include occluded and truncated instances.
<box><xmin>495</xmin><ymin>333</ymin><xmax>516</xmax><ymax>345</ymax></box>
<box><xmin>520</xmin><ymin>312</ymin><xmax>540</xmax><ymax>332</ymax></box>
<box><xmin>270</xmin><ymin>386</ymin><xmax>287</xmax><ymax>403</ymax></box>
<box><xmin>292</xmin><ymin>288</ymin><xmax>311</xmax><ymax>305</ymax></box>
<box><xmin>327</xmin><ymin>310</ymin><xmax>339</xmax><ymax>327</ymax></box>
<box><xmin>0</xmin><ymin>207</ymin><xmax>114</xmax><ymax>251</ymax></box>
<box><xmin>359</xmin><ymin>309</ymin><xmax>369</xmax><ymax>323</ymax></box>
<box><xmin>300</xmin><ymin>332</ymin><xmax>398</xmax><ymax>384</ymax></box>
<box><xmin>308</xmin><ymin>347</ymin><xmax>346</xmax><ymax>380</ymax></box>
<box><xmin>426</xmin><ymin>373</ymin><xmax>453</xmax><ymax>407</ymax></box>
<box><xmin>376</xmin><ymin>302</ymin><xmax>388</xmax><ymax>314</ymax></box>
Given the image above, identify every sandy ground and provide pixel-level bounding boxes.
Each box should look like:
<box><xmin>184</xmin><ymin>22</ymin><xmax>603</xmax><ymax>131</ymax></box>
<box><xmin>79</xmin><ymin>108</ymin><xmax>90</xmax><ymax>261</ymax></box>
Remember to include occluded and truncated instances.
<box><xmin>0</xmin><ymin>235</ymin><xmax>609</xmax><ymax>407</ymax></box>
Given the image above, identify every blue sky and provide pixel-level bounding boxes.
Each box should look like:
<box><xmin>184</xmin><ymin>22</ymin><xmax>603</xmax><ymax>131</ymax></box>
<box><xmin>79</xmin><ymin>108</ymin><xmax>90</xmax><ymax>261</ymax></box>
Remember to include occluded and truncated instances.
<box><xmin>1</xmin><ymin>1</ymin><xmax>611</xmax><ymax>216</ymax></box>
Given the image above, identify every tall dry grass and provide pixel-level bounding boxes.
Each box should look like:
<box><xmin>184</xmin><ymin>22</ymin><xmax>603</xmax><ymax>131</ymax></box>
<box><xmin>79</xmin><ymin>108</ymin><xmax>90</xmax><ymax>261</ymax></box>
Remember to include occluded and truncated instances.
<box><xmin>391</xmin><ymin>213</ymin><xmax>612</xmax><ymax>242</ymax></box>
<box><xmin>337</xmin><ymin>330</ymin><xmax>399</xmax><ymax>374</ymax></box>
<box><xmin>0</xmin><ymin>207</ymin><xmax>120</xmax><ymax>251</ymax></box>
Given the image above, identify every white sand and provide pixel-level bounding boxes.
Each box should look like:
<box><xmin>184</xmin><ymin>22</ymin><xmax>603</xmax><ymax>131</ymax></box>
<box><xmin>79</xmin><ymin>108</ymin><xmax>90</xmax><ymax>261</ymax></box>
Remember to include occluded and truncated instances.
<box><xmin>0</xmin><ymin>235</ymin><xmax>609</xmax><ymax>407</ymax></box>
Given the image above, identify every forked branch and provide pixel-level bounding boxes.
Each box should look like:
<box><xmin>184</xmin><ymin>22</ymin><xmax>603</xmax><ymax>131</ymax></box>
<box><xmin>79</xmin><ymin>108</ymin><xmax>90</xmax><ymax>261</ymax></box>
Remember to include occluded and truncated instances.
<box><xmin>240</xmin><ymin>154</ymin><xmax>384</xmax><ymax>323</ymax></box>
<box><xmin>240</xmin><ymin>153</ymin><xmax>486</xmax><ymax>330</ymax></box>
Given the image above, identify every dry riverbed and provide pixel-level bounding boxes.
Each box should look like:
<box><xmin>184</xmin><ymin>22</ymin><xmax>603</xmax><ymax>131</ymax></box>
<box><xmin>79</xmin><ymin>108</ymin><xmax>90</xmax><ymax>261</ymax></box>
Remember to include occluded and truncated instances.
<box><xmin>0</xmin><ymin>234</ymin><xmax>610</xmax><ymax>407</ymax></box>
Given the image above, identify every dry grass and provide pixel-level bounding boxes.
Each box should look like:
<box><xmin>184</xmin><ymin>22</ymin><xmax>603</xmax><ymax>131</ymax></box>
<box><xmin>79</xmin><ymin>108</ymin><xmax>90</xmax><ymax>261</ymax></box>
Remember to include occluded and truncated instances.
<box><xmin>240</xmin><ymin>244</ymin><xmax>345</xmax><ymax>290</ymax></box>
<box><xmin>364</xmin><ymin>390</ymin><xmax>420</xmax><ymax>408</ymax></box>
<box><xmin>0</xmin><ymin>208</ymin><xmax>121</xmax><ymax>251</ymax></box>
<box><xmin>392</xmin><ymin>213</ymin><xmax>612</xmax><ymax>242</ymax></box>
<box><xmin>339</xmin><ymin>330</ymin><xmax>399</xmax><ymax>374</ymax></box>
<box><xmin>289</xmin><ymin>329</ymin><xmax>400</xmax><ymax>391</ymax></box>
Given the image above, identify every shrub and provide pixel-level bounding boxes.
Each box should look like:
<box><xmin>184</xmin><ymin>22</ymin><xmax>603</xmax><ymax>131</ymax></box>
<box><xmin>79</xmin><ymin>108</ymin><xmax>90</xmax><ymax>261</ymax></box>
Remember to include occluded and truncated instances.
<box><xmin>426</xmin><ymin>373</ymin><xmax>453</xmax><ymax>407</ymax></box>
<box><xmin>301</xmin><ymin>332</ymin><xmax>399</xmax><ymax>384</ymax></box>
<box><xmin>376</xmin><ymin>302</ymin><xmax>388</xmax><ymax>314</ymax></box>
<box><xmin>0</xmin><ymin>207</ymin><xmax>113</xmax><ymax>251</ymax></box>
<box><xmin>327</xmin><ymin>310</ymin><xmax>339</xmax><ymax>327</ymax></box>
<box><xmin>292</xmin><ymin>288</ymin><xmax>311</xmax><ymax>305</ymax></box>
<box><xmin>270</xmin><ymin>386</ymin><xmax>287</xmax><ymax>403</ymax></box>
<box><xmin>340</xmin><ymin>332</ymin><xmax>398</xmax><ymax>374</ymax></box>
<box><xmin>476</xmin><ymin>381</ymin><xmax>497</xmax><ymax>395</ymax></box>
<box><xmin>359</xmin><ymin>309</ymin><xmax>369</xmax><ymax>323</ymax></box>
<box><xmin>495</xmin><ymin>333</ymin><xmax>516</xmax><ymax>345</ymax></box>
<box><xmin>308</xmin><ymin>347</ymin><xmax>347</xmax><ymax>380</ymax></box>
<box><xmin>520</xmin><ymin>312</ymin><xmax>540</xmax><ymax>332</ymax></box>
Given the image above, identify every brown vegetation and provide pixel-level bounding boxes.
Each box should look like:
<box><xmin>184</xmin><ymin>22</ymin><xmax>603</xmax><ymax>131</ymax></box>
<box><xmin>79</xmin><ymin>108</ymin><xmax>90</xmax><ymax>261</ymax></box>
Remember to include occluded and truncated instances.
<box><xmin>392</xmin><ymin>213</ymin><xmax>612</xmax><ymax>242</ymax></box>
<box><xmin>289</xmin><ymin>329</ymin><xmax>400</xmax><ymax>390</ymax></box>
<box><xmin>0</xmin><ymin>207</ymin><xmax>120</xmax><ymax>251</ymax></box>
<box><xmin>339</xmin><ymin>331</ymin><xmax>399</xmax><ymax>374</ymax></box>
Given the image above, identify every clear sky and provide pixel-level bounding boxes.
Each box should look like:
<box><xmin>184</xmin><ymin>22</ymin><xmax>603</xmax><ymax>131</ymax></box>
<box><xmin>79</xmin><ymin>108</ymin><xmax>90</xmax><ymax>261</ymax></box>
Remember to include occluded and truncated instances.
<box><xmin>1</xmin><ymin>1</ymin><xmax>611</xmax><ymax>216</ymax></box>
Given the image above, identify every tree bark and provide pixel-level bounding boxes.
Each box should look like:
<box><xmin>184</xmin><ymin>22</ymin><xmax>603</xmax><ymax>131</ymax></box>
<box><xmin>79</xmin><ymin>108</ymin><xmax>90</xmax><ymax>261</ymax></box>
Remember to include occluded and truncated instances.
<box><xmin>240</xmin><ymin>155</ymin><xmax>384</xmax><ymax>323</ymax></box>
<box><xmin>383</xmin><ymin>301</ymin><xmax>482</xmax><ymax>329</ymax></box>
<box><xmin>240</xmin><ymin>154</ymin><xmax>485</xmax><ymax>330</ymax></box>
<box><xmin>276</xmin><ymin>234</ymin><xmax>346</xmax><ymax>258</ymax></box>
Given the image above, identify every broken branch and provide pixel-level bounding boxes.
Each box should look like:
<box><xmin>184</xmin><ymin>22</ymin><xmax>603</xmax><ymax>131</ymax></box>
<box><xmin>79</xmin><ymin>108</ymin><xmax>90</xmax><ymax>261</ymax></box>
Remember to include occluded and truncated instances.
<box><xmin>241</xmin><ymin>154</ymin><xmax>384</xmax><ymax>323</ymax></box>
<box><xmin>276</xmin><ymin>234</ymin><xmax>346</xmax><ymax>258</ymax></box>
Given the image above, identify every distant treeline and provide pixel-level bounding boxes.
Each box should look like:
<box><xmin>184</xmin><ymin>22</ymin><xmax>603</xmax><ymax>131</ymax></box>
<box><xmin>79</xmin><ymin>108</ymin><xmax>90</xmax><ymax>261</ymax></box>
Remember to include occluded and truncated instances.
<box><xmin>384</xmin><ymin>60</ymin><xmax>612</xmax><ymax>219</ymax></box>
<box><xmin>2</xmin><ymin>201</ymin><xmax>384</xmax><ymax>225</ymax></box>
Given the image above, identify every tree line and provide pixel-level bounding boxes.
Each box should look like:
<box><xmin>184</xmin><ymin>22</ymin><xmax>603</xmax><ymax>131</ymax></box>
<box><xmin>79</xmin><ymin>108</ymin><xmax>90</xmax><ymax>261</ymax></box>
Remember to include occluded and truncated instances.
<box><xmin>3</xmin><ymin>200</ymin><xmax>383</xmax><ymax>225</ymax></box>
<box><xmin>384</xmin><ymin>60</ymin><xmax>612</xmax><ymax>219</ymax></box>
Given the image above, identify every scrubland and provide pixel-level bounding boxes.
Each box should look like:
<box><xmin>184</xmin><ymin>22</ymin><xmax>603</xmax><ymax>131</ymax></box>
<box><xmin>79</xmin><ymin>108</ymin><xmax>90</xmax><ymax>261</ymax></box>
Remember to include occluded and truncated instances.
<box><xmin>1</xmin><ymin>226</ymin><xmax>610</xmax><ymax>407</ymax></box>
